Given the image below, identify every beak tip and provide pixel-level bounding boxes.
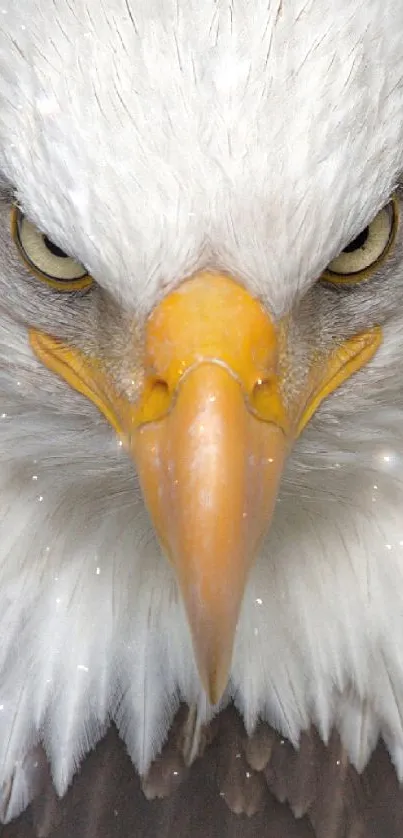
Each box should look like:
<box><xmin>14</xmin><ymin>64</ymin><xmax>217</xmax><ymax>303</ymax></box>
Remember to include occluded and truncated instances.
<box><xmin>206</xmin><ymin>683</ymin><xmax>225</xmax><ymax>707</ymax></box>
<box><xmin>199</xmin><ymin>657</ymin><xmax>230</xmax><ymax>706</ymax></box>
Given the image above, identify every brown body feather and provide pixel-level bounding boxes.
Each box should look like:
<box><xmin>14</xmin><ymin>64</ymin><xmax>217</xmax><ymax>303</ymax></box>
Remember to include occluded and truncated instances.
<box><xmin>2</xmin><ymin>708</ymin><xmax>402</xmax><ymax>838</ymax></box>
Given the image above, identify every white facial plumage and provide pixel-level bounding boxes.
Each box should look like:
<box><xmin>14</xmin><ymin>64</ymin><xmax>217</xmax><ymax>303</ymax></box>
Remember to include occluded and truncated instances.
<box><xmin>1</xmin><ymin>0</ymin><xmax>403</xmax><ymax>823</ymax></box>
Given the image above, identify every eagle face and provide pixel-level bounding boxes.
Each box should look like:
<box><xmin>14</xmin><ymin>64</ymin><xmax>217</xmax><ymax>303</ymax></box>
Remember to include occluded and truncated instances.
<box><xmin>1</xmin><ymin>0</ymin><xmax>403</xmax><ymax>822</ymax></box>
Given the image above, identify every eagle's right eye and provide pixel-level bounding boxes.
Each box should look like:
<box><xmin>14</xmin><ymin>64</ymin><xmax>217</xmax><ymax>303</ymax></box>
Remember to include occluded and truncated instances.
<box><xmin>11</xmin><ymin>207</ymin><xmax>93</xmax><ymax>292</ymax></box>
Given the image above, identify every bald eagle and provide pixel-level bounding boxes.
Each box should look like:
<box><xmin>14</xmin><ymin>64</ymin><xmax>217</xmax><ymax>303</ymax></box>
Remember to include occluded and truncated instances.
<box><xmin>1</xmin><ymin>0</ymin><xmax>403</xmax><ymax>834</ymax></box>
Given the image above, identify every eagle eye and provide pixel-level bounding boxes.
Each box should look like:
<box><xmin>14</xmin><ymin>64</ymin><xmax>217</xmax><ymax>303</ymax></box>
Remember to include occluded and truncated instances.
<box><xmin>323</xmin><ymin>196</ymin><xmax>398</xmax><ymax>284</ymax></box>
<box><xmin>11</xmin><ymin>207</ymin><xmax>93</xmax><ymax>292</ymax></box>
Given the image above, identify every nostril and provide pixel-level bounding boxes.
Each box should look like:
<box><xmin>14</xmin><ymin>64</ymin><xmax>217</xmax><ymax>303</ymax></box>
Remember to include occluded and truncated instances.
<box><xmin>153</xmin><ymin>378</ymin><xmax>170</xmax><ymax>398</ymax></box>
<box><xmin>250</xmin><ymin>377</ymin><xmax>286</xmax><ymax>428</ymax></box>
<box><xmin>251</xmin><ymin>378</ymin><xmax>273</xmax><ymax>413</ymax></box>
<box><xmin>140</xmin><ymin>378</ymin><xmax>171</xmax><ymax>424</ymax></box>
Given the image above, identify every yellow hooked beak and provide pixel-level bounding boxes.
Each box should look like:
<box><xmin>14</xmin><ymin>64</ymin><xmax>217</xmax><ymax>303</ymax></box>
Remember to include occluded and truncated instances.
<box><xmin>29</xmin><ymin>272</ymin><xmax>381</xmax><ymax>704</ymax></box>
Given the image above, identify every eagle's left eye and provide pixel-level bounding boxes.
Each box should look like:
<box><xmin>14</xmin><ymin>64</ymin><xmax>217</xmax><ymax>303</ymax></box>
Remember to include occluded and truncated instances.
<box><xmin>324</xmin><ymin>196</ymin><xmax>398</xmax><ymax>284</ymax></box>
<box><xmin>11</xmin><ymin>207</ymin><xmax>93</xmax><ymax>292</ymax></box>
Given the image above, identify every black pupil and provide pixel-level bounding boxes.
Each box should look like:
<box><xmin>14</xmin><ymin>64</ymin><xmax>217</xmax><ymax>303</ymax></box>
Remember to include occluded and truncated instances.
<box><xmin>343</xmin><ymin>227</ymin><xmax>369</xmax><ymax>253</ymax></box>
<box><xmin>43</xmin><ymin>236</ymin><xmax>69</xmax><ymax>258</ymax></box>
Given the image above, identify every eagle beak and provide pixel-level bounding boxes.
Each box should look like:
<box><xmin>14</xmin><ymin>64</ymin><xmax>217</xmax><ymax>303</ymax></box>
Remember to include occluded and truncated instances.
<box><xmin>133</xmin><ymin>368</ymin><xmax>286</xmax><ymax>703</ymax></box>
<box><xmin>29</xmin><ymin>272</ymin><xmax>381</xmax><ymax>704</ymax></box>
<box><xmin>130</xmin><ymin>274</ymin><xmax>288</xmax><ymax>703</ymax></box>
